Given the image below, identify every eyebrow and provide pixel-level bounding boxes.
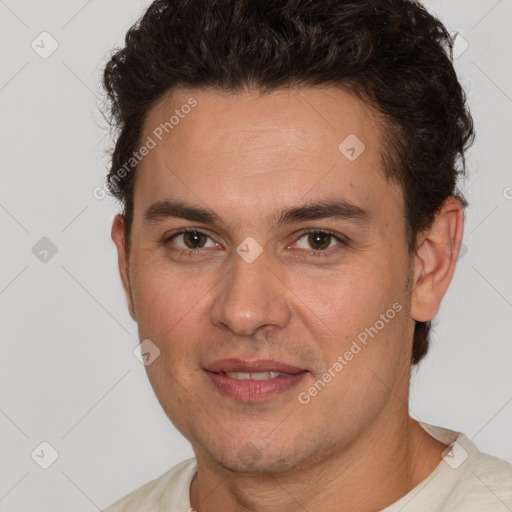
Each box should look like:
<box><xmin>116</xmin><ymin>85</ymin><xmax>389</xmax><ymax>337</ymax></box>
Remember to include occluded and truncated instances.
<box><xmin>143</xmin><ymin>199</ymin><xmax>371</xmax><ymax>228</ymax></box>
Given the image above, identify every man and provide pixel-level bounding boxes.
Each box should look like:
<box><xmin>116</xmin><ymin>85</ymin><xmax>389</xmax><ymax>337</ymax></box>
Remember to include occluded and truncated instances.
<box><xmin>102</xmin><ymin>0</ymin><xmax>512</xmax><ymax>510</ymax></box>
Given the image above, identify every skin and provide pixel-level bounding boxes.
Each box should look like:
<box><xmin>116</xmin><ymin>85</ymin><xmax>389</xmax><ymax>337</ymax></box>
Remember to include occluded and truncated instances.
<box><xmin>111</xmin><ymin>86</ymin><xmax>464</xmax><ymax>511</ymax></box>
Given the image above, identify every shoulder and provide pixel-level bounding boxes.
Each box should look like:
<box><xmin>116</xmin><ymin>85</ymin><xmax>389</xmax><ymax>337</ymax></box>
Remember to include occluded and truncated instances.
<box><xmin>397</xmin><ymin>423</ymin><xmax>512</xmax><ymax>512</ymax></box>
<box><xmin>102</xmin><ymin>457</ymin><xmax>197</xmax><ymax>512</ymax></box>
<box><xmin>445</xmin><ymin>433</ymin><xmax>512</xmax><ymax>510</ymax></box>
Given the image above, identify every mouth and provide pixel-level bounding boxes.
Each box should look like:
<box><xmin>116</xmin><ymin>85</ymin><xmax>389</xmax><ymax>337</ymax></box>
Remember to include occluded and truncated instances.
<box><xmin>204</xmin><ymin>359</ymin><xmax>308</xmax><ymax>402</ymax></box>
<box><xmin>219</xmin><ymin>370</ymin><xmax>293</xmax><ymax>380</ymax></box>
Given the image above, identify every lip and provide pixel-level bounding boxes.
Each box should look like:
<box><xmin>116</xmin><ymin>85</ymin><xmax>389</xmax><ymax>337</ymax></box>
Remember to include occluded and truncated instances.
<box><xmin>204</xmin><ymin>358</ymin><xmax>308</xmax><ymax>402</ymax></box>
<box><xmin>205</xmin><ymin>358</ymin><xmax>306</xmax><ymax>374</ymax></box>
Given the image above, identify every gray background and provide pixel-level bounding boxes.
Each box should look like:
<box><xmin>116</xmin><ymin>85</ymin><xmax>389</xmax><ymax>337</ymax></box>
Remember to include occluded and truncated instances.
<box><xmin>0</xmin><ymin>0</ymin><xmax>511</xmax><ymax>510</ymax></box>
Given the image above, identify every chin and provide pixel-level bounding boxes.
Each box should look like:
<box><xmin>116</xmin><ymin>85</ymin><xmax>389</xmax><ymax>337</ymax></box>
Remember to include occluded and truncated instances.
<box><xmin>203</xmin><ymin>440</ymin><xmax>311</xmax><ymax>475</ymax></box>
<box><xmin>217</xmin><ymin>455</ymin><xmax>299</xmax><ymax>474</ymax></box>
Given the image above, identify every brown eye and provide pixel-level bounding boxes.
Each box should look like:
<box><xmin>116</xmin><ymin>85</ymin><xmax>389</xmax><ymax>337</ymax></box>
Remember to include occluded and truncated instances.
<box><xmin>165</xmin><ymin>229</ymin><xmax>218</xmax><ymax>254</ymax></box>
<box><xmin>307</xmin><ymin>232</ymin><xmax>332</xmax><ymax>250</ymax></box>
<box><xmin>293</xmin><ymin>230</ymin><xmax>346</xmax><ymax>255</ymax></box>
<box><xmin>183</xmin><ymin>231</ymin><xmax>208</xmax><ymax>248</ymax></box>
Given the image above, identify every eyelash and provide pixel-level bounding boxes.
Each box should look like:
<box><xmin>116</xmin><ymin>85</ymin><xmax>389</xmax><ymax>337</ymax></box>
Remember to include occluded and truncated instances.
<box><xmin>162</xmin><ymin>228</ymin><xmax>348</xmax><ymax>259</ymax></box>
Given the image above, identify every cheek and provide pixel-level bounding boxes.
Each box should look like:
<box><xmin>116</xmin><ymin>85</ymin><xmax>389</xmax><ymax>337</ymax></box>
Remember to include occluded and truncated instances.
<box><xmin>130</xmin><ymin>257</ymin><xmax>213</xmax><ymax>344</ymax></box>
<box><xmin>289</xmin><ymin>262</ymin><xmax>396</xmax><ymax>332</ymax></box>
<box><xmin>296</xmin><ymin>261</ymin><xmax>410</xmax><ymax>377</ymax></box>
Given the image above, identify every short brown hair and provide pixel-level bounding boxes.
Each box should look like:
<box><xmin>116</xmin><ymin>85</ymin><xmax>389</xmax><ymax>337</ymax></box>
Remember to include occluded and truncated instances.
<box><xmin>102</xmin><ymin>0</ymin><xmax>474</xmax><ymax>365</ymax></box>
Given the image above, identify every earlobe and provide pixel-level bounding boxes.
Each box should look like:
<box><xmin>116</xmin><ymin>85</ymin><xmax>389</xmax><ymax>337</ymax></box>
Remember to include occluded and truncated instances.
<box><xmin>411</xmin><ymin>197</ymin><xmax>464</xmax><ymax>322</ymax></box>
<box><xmin>111</xmin><ymin>214</ymin><xmax>137</xmax><ymax>321</ymax></box>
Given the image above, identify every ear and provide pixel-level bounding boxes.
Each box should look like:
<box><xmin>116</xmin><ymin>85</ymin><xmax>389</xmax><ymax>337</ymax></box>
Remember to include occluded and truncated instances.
<box><xmin>111</xmin><ymin>214</ymin><xmax>136</xmax><ymax>321</ymax></box>
<box><xmin>411</xmin><ymin>197</ymin><xmax>464</xmax><ymax>322</ymax></box>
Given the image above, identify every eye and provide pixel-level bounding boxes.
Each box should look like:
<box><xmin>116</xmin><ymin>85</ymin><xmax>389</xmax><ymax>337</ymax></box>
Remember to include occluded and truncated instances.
<box><xmin>294</xmin><ymin>230</ymin><xmax>347</xmax><ymax>252</ymax></box>
<box><xmin>167</xmin><ymin>229</ymin><xmax>217</xmax><ymax>250</ymax></box>
<box><xmin>162</xmin><ymin>228</ymin><xmax>347</xmax><ymax>259</ymax></box>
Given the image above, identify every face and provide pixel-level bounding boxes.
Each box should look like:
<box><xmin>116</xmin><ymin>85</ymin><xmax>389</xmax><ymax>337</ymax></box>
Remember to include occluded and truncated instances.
<box><xmin>113</xmin><ymin>87</ymin><xmax>420</xmax><ymax>473</ymax></box>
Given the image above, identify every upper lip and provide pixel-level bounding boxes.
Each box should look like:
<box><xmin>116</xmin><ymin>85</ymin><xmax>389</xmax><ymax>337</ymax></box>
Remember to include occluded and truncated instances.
<box><xmin>205</xmin><ymin>358</ymin><xmax>306</xmax><ymax>374</ymax></box>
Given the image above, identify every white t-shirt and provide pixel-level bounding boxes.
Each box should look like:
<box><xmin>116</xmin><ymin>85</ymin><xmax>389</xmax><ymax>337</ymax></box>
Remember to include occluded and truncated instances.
<box><xmin>103</xmin><ymin>422</ymin><xmax>512</xmax><ymax>511</ymax></box>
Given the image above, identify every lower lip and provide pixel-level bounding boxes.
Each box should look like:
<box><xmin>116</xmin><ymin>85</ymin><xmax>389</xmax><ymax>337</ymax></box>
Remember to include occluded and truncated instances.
<box><xmin>205</xmin><ymin>370</ymin><xmax>308</xmax><ymax>402</ymax></box>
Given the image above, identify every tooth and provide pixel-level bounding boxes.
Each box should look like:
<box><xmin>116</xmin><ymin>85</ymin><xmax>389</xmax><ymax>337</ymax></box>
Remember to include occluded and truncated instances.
<box><xmin>224</xmin><ymin>371</ymin><xmax>280</xmax><ymax>380</ymax></box>
<box><xmin>251</xmin><ymin>371</ymin><xmax>280</xmax><ymax>380</ymax></box>
<box><xmin>225</xmin><ymin>372</ymin><xmax>251</xmax><ymax>380</ymax></box>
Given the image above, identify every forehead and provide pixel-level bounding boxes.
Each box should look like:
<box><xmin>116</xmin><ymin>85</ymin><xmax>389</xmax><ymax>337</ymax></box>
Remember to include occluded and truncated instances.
<box><xmin>142</xmin><ymin>86</ymin><xmax>380</xmax><ymax>161</ymax></box>
<box><xmin>133</xmin><ymin>86</ymin><xmax>402</xmax><ymax>227</ymax></box>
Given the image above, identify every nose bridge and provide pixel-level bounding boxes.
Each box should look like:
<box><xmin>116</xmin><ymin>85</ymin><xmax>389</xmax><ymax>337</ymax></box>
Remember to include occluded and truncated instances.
<box><xmin>209</xmin><ymin>248</ymin><xmax>291</xmax><ymax>336</ymax></box>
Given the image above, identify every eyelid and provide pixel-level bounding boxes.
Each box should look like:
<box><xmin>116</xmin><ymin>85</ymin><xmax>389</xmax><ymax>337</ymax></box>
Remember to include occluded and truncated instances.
<box><xmin>289</xmin><ymin>228</ymin><xmax>349</xmax><ymax>250</ymax></box>
<box><xmin>164</xmin><ymin>227</ymin><xmax>219</xmax><ymax>247</ymax></box>
<box><xmin>162</xmin><ymin>227</ymin><xmax>348</xmax><ymax>257</ymax></box>
<box><xmin>296</xmin><ymin>228</ymin><xmax>348</xmax><ymax>243</ymax></box>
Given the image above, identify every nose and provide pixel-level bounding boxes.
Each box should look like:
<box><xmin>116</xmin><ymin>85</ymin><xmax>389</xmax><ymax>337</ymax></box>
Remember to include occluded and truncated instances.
<box><xmin>209</xmin><ymin>249</ymin><xmax>292</xmax><ymax>336</ymax></box>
